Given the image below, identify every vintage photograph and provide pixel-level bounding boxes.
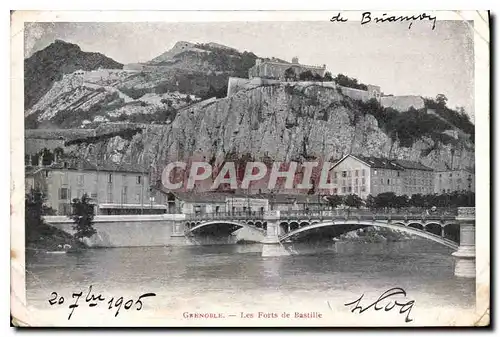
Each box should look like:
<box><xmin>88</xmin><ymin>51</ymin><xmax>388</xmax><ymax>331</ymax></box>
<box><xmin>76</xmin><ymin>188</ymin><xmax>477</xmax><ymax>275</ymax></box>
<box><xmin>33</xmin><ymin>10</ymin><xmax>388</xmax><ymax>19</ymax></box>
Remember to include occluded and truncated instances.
<box><xmin>11</xmin><ymin>10</ymin><xmax>489</xmax><ymax>327</ymax></box>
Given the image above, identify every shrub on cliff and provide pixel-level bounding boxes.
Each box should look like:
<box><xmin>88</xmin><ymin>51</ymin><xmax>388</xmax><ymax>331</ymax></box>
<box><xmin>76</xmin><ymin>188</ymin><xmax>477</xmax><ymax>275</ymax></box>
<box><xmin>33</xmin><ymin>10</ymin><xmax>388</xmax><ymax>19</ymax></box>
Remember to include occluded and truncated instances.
<box><xmin>69</xmin><ymin>194</ymin><xmax>96</xmax><ymax>239</ymax></box>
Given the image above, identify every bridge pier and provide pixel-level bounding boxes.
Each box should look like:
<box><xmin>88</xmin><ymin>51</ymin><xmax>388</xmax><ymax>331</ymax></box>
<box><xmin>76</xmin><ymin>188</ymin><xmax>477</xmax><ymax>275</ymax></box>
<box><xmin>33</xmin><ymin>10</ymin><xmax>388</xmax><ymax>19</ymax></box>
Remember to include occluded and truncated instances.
<box><xmin>261</xmin><ymin>211</ymin><xmax>290</xmax><ymax>257</ymax></box>
<box><xmin>452</xmin><ymin>207</ymin><xmax>475</xmax><ymax>278</ymax></box>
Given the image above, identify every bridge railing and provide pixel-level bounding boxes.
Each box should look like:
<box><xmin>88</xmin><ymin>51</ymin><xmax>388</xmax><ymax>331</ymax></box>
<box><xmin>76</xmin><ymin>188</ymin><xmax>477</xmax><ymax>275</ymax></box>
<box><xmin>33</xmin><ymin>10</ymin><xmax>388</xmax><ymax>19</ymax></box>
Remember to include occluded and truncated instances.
<box><xmin>184</xmin><ymin>208</ymin><xmax>458</xmax><ymax>222</ymax></box>
<box><xmin>185</xmin><ymin>211</ymin><xmax>265</xmax><ymax>221</ymax></box>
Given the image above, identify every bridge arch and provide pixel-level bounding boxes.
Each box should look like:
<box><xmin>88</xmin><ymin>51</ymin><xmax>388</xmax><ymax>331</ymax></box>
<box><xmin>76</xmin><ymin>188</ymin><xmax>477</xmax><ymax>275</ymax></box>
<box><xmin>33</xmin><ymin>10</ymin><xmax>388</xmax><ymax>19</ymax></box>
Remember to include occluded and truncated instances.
<box><xmin>424</xmin><ymin>223</ymin><xmax>442</xmax><ymax>236</ymax></box>
<box><xmin>408</xmin><ymin>222</ymin><xmax>424</xmax><ymax>230</ymax></box>
<box><xmin>299</xmin><ymin>221</ymin><xmax>310</xmax><ymax>228</ymax></box>
<box><xmin>186</xmin><ymin>220</ymin><xmax>265</xmax><ymax>235</ymax></box>
<box><xmin>279</xmin><ymin>220</ymin><xmax>458</xmax><ymax>250</ymax></box>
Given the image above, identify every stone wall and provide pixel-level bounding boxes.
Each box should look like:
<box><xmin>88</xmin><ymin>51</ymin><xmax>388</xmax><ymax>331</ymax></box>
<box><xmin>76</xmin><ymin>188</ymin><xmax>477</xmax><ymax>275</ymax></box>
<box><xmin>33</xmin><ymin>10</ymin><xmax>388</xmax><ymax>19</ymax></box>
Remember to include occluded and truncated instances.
<box><xmin>339</xmin><ymin>86</ymin><xmax>371</xmax><ymax>102</ymax></box>
<box><xmin>380</xmin><ymin>95</ymin><xmax>425</xmax><ymax>111</ymax></box>
<box><xmin>45</xmin><ymin>214</ymin><xmax>186</xmax><ymax>247</ymax></box>
<box><xmin>44</xmin><ymin>214</ymin><xmax>265</xmax><ymax>247</ymax></box>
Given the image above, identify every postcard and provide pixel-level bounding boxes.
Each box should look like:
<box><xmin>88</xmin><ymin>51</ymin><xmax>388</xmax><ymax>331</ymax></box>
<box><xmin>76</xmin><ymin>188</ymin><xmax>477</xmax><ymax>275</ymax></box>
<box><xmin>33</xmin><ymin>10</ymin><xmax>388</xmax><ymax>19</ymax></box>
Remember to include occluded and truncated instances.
<box><xmin>11</xmin><ymin>10</ymin><xmax>489</xmax><ymax>327</ymax></box>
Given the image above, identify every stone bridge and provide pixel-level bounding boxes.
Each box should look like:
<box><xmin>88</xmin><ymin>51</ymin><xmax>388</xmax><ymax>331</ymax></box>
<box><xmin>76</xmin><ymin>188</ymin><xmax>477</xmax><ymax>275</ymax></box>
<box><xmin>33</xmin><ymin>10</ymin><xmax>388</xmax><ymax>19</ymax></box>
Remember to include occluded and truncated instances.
<box><xmin>184</xmin><ymin>207</ymin><xmax>475</xmax><ymax>278</ymax></box>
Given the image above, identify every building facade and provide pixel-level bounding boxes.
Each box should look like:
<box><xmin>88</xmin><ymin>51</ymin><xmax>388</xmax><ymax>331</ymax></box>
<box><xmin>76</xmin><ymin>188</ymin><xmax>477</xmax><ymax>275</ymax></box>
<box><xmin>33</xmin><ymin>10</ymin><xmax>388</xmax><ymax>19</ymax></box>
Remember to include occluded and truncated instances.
<box><xmin>434</xmin><ymin>169</ymin><xmax>475</xmax><ymax>193</ymax></box>
<box><xmin>329</xmin><ymin>155</ymin><xmax>434</xmax><ymax>198</ymax></box>
<box><xmin>248</xmin><ymin>57</ymin><xmax>326</xmax><ymax>81</ymax></box>
<box><xmin>27</xmin><ymin>160</ymin><xmax>163</xmax><ymax>215</ymax></box>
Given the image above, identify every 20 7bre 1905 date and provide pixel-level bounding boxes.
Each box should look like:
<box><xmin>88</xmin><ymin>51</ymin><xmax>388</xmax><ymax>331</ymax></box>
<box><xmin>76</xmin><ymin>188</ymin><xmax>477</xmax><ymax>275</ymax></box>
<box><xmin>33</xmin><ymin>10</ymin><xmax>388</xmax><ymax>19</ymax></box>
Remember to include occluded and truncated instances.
<box><xmin>48</xmin><ymin>285</ymin><xmax>156</xmax><ymax>320</ymax></box>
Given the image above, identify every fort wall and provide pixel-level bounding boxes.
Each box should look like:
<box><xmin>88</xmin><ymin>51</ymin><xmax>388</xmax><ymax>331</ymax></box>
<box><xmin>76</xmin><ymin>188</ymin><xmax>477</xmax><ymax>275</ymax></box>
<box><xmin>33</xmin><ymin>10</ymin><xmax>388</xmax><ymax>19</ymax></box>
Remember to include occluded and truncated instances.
<box><xmin>380</xmin><ymin>95</ymin><xmax>425</xmax><ymax>111</ymax></box>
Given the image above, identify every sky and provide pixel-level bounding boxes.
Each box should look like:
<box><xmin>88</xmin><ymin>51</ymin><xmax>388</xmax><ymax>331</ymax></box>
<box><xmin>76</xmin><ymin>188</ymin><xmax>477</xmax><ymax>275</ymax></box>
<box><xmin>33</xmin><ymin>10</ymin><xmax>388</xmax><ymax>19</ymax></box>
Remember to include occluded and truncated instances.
<box><xmin>24</xmin><ymin>20</ymin><xmax>475</xmax><ymax>119</ymax></box>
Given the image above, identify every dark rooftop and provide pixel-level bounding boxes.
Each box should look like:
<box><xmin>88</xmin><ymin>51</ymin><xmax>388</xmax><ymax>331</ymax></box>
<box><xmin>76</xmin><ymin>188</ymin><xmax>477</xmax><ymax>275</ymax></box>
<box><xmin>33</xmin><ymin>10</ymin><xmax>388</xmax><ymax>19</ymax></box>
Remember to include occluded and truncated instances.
<box><xmin>331</xmin><ymin>154</ymin><xmax>434</xmax><ymax>172</ymax></box>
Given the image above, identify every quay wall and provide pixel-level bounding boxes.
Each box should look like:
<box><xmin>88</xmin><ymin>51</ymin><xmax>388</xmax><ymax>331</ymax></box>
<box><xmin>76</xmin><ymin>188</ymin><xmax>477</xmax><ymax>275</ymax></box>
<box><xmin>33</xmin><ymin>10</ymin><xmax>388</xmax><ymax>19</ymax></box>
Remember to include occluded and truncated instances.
<box><xmin>44</xmin><ymin>214</ymin><xmax>264</xmax><ymax>248</ymax></box>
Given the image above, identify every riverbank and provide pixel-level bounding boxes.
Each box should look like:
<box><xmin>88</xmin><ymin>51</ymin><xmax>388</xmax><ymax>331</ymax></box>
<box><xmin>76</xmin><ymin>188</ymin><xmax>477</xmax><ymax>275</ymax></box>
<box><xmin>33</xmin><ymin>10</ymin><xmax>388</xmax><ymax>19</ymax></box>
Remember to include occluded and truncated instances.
<box><xmin>26</xmin><ymin>223</ymin><xmax>88</xmax><ymax>252</ymax></box>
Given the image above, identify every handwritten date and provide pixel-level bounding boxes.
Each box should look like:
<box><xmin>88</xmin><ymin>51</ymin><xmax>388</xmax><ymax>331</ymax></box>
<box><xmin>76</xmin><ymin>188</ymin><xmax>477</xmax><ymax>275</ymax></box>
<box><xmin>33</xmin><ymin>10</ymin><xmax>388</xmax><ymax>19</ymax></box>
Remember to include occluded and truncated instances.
<box><xmin>344</xmin><ymin>287</ymin><xmax>415</xmax><ymax>323</ymax></box>
<box><xmin>48</xmin><ymin>285</ymin><xmax>156</xmax><ymax>320</ymax></box>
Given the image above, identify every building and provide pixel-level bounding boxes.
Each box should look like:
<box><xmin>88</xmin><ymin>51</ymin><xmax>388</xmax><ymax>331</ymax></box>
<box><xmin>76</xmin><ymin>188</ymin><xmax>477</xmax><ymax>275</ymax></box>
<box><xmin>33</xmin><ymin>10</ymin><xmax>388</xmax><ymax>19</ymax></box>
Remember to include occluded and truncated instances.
<box><xmin>26</xmin><ymin>159</ymin><xmax>165</xmax><ymax>215</ymax></box>
<box><xmin>392</xmin><ymin>159</ymin><xmax>435</xmax><ymax>195</ymax></box>
<box><xmin>328</xmin><ymin>154</ymin><xmax>434</xmax><ymax>199</ymax></box>
<box><xmin>152</xmin><ymin>183</ymin><xmax>328</xmax><ymax>214</ymax></box>
<box><xmin>434</xmin><ymin>169</ymin><xmax>475</xmax><ymax>193</ymax></box>
<box><xmin>248</xmin><ymin>57</ymin><xmax>326</xmax><ymax>81</ymax></box>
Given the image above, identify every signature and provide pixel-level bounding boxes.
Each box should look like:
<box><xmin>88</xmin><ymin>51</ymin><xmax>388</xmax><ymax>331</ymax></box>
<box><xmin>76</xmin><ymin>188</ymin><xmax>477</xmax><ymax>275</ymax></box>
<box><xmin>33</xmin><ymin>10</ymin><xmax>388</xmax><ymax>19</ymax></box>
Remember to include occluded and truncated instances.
<box><xmin>344</xmin><ymin>287</ymin><xmax>415</xmax><ymax>323</ymax></box>
<box><xmin>48</xmin><ymin>285</ymin><xmax>156</xmax><ymax>320</ymax></box>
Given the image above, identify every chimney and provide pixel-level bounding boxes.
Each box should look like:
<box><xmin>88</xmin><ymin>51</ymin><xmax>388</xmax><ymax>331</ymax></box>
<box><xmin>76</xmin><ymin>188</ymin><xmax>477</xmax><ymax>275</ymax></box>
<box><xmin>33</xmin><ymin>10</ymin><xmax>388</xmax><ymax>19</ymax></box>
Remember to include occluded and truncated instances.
<box><xmin>292</xmin><ymin>57</ymin><xmax>299</xmax><ymax>64</ymax></box>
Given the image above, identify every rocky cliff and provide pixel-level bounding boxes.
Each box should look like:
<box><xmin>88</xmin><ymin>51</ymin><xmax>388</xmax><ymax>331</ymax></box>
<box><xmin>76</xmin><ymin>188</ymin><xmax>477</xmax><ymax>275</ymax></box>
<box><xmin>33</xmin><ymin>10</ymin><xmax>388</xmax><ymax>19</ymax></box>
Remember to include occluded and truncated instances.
<box><xmin>68</xmin><ymin>83</ymin><xmax>474</xmax><ymax>182</ymax></box>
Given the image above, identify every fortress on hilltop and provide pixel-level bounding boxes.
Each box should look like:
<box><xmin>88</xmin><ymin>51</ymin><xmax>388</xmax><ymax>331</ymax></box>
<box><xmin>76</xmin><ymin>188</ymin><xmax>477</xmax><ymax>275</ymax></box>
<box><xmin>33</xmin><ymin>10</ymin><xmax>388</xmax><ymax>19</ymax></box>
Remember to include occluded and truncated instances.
<box><xmin>227</xmin><ymin>57</ymin><xmax>426</xmax><ymax>113</ymax></box>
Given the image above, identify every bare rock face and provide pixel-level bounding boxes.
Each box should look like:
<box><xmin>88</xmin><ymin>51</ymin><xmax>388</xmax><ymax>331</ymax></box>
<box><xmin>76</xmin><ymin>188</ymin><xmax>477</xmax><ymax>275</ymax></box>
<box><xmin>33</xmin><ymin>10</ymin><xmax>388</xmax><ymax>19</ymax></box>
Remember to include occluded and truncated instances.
<box><xmin>76</xmin><ymin>83</ymin><xmax>474</xmax><ymax>176</ymax></box>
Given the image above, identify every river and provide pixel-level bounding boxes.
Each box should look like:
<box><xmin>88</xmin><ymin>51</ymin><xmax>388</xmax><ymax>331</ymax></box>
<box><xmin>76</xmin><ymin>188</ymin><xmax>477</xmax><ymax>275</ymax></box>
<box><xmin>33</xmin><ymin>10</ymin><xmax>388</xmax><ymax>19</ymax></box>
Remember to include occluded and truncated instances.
<box><xmin>24</xmin><ymin>239</ymin><xmax>476</xmax><ymax>326</ymax></box>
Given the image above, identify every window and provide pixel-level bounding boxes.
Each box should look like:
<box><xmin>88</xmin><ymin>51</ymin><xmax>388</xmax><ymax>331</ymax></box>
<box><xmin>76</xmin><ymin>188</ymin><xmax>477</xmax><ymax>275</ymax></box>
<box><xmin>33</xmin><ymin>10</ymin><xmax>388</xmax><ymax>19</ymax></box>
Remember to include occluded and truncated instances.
<box><xmin>334</xmin><ymin>172</ymin><xmax>338</xmax><ymax>179</ymax></box>
<box><xmin>397</xmin><ymin>172</ymin><xmax>400</xmax><ymax>177</ymax></box>
<box><xmin>121</xmin><ymin>186</ymin><xmax>128</xmax><ymax>204</ymax></box>
<box><xmin>355</xmin><ymin>170</ymin><xmax>359</xmax><ymax>177</ymax></box>
<box><xmin>333</xmin><ymin>179</ymin><xmax>338</xmax><ymax>185</ymax></box>
<box><xmin>449</xmin><ymin>173</ymin><xmax>452</xmax><ymax>177</ymax></box>
<box><xmin>439</xmin><ymin>174</ymin><xmax>442</xmax><ymax>178</ymax></box>
<box><xmin>348</xmin><ymin>186</ymin><xmax>352</xmax><ymax>193</ymax></box>
<box><xmin>137</xmin><ymin>176</ymin><xmax>142</xmax><ymax>184</ymax></box>
<box><xmin>348</xmin><ymin>171</ymin><xmax>351</xmax><ymax>177</ymax></box>
<box><xmin>136</xmin><ymin>193</ymin><xmax>141</xmax><ymax>203</ymax></box>
<box><xmin>362</xmin><ymin>178</ymin><xmax>365</xmax><ymax>185</ymax></box>
<box><xmin>355</xmin><ymin>178</ymin><xmax>358</xmax><ymax>185</ymax></box>
<box><xmin>381</xmin><ymin>179</ymin><xmax>384</xmax><ymax>185</ymax></box>
<box><xmin>354</xmin><ymin>186</ymin><xmax>358</xmax><ymax>193</ymax></box>
<box><xmin>59</xmin><ymin>188</ymin><xmax>68</xmax><ymax>200</ymax></box>
<box><xmin>361</xmin><ymin>186</ymin><xmax>366</xmax><ymax>192</ymax></box>
<box><xmin>342</xmin><ymin>179</ymin><xmax>346</xmax><ymax>186</ymax></box>
<box><xmin>45</xmin><ymin>170</ymin><xmax>49</xmax><ymax>178</ymax></box>
<box><xmin>77</xmin><ymin>174</ymin><xmax>84</xmax><ymax>185</ymax></box>
<box><xmin>342</xmin><ymin>171</ymin><xmax>347</xmax><ymax>178</ymax></box>
<box><xmin>342</xmin><ymin>187</ymin><xmax>346</xmax><ymax>193</ymax></box>
<box><xmin>362</xmin><ymin>169</ymin><xmax>366</xmax><ymax>176</ymax></box>
<box><xmin>108</xmin><ymin>174</ymin><xmax>113</xmax><ymax>183</ymax></box>
<box><xmin>333</xmin><ymin>188</ymin><xmax>338</xmax><ymax>194</ymax></box>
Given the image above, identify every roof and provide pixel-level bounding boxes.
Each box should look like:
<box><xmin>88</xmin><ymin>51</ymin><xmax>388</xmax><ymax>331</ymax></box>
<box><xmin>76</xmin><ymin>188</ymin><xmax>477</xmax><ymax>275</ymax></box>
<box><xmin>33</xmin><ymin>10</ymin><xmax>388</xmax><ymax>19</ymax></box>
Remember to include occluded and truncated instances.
<box><xmin>392</xmin><ymin>159</ymin><xmax>433</xmax><ymax>172</ymax></box>
<box><xmin>154</xmin><ymin>184</ymin><xmax>328</xmax><ymax>204</ymax></box>
<box><xmin>330</xmin><ymin>154</ymin><xmax>433</xmax><ymax>172</ymax></box>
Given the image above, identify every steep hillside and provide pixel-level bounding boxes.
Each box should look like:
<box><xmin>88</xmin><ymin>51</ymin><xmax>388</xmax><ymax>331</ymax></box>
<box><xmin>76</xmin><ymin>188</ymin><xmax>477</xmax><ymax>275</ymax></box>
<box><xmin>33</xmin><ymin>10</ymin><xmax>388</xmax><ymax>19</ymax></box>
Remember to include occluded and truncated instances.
<box><xmin>24</xmin><ymin>69</ymin><xmax>201</xmax><ymax>129</ymax></box>
<box><xmin>65</xmin><ymin>83</ymin><xmax>474</xmax><ymax>186</ymax></box>
<box><xmin>24</xmin><ymin>40</ymin><xmax>123</xmax><ymax>109</ymax></box>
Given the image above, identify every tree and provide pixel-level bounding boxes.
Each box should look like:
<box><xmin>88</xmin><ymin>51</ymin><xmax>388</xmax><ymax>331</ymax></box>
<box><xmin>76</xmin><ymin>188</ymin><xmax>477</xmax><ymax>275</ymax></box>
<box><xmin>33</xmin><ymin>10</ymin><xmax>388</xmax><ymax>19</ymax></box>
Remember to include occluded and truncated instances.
<box><xmin>325</xmin><ymin>195</ymin><xmax>343</xmax><ymax>209</ymax></box>
<box><xmin>69</xmin><ymin>194</ymin><xmax>96</xmax><ymax>239</ymax></box>
<box><xmin>374</xmin><ymin>192</ymin><xmax>397</xmax><ymax>210</ymax></box>
<box><xmin>394</xmin><ymin>195</ymin><xmax>409</xmax><ymax>209</ymax></box>
<box><xmin>343</xmin><ymin>194</ymin><xmax>363</xmax><ymax>210</ymax></box>
<box><xmin>25</xmin><ymin>188</ymin><xmax>55</xmax><ymax>243</ymax></box>
<box><xmin>409</xmin><ymin>194</ymin><xmax>425</xmax><ymax>208</ymax></box>
<box><xmin>312</xmin><ymin>73</ymin><xmax>323</xmax><ymax>82</ymax></box>
<box><xmin>436</xmin><ymin>94</ymin><xmax>448</xmax><ymax>107</ymax></box>
<box><xmin>323</xmin><ymin>71</ymin><xmax>333</xmax><ymax>82</ymax></box>
<box><xmin>365</xmin><ymin>194</ymin><xmax>376</xmax><ymax>210</ymax></box>
<box><xmin>299</xmin><ymin>70</ymin><xmax>314</xmax><ymax>81</ymax></box>
<box><xmin>284</xmin><ymin>67</ymin><xmax>297</xmax><ymax>81</ymax></box>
